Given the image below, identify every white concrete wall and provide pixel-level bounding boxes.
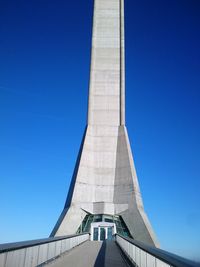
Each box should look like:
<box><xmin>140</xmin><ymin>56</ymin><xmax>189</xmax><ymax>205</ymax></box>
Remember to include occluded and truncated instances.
<box><xmin>53</xmin><ymin>0</ymin><xmax>158</xmax><ymax>247</ymax></box>
<box><xmin>88</xmin><ymin>0</ymin><xmax>124</xmax><ymax>126</ymax></box>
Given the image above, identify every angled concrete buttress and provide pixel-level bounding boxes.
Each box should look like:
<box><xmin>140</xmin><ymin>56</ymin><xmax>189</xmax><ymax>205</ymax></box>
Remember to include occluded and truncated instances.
<box><xmin>51</xmin><ymin>0</ymin><xmax>159</xmax><ymax>247</ymax></box>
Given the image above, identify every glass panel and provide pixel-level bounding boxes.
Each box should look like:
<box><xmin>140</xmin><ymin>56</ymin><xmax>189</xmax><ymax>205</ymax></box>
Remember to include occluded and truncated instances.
<box><xmin>123</xmin><ymin>231</ymin><xmax>129</xmax><ymax>237</ymax></box>
<box><xmin>93</xmin><ymin>227</ymin><xmax>98</xmax><ymax>241</ymax></box>
<box><xmin>104</xmin><ymin>218</ymin><xmax>113</xmax><ymax>223</ymax></box>
<box><xmin>100</xmin><ymin>228</ymin><xmax>106</xmax><ymax>241</ymax></box>
<box><xmin>114</xmin><ymin>219</ymin><xmax>121</xmax><ymax>228</ymax></box>
<box><xmin>103</xmin><ymin>215</ymin><xmax>113</xmax><ymax>221</ymax></box>
<box><xmin>76</xmin><ymin>214</ymin><xmax>89</xmax><ymax>233</ymax></box>
<box><xmin>107</xmin><ymin>227</ymin><xmax>113</xmax><ymax>240</ymax></box>
<box><xmin>93</xmin><ymin>215</ymin><xmax>102</xmax><ymax>222</ymax></box>
<box><xmin>117</xmin><ymin>228</ymin><xmax>123</xmax><ymax>235</ymax></box>
<box><xmin>77</xmin><ymin>214</ymin><xmax>132</xmax><ymax>238</ymax></box>
<box><xmin>84</xmin><ymin>216</ymin><xmax>93</xmax><ymax>232</ymax></box>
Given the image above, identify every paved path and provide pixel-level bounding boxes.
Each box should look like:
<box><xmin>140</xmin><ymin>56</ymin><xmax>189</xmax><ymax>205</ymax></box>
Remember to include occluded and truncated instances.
<box><xmin>45</xmin><ymin>240</ymin><xmax>131</xmax><ymax>267</ymax></box>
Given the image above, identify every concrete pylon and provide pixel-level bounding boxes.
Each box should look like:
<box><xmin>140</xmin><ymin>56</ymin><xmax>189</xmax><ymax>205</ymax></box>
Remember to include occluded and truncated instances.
<box><xmin>51</xmin><ymin>0</ymin><xmax>158</xmax><ymax>247</ymax></box>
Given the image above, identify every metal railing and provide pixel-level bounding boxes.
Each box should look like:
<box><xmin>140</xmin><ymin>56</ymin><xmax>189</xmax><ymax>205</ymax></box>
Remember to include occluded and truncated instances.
<box><xmin>0</xmin><ymin>233</ymin><xmax>89</xmax><ymax>267</ymax></box>
<box><xmin>116</xmin><ymin>234</ymin><xmax>200</xmax><ymax>267</ymax></box>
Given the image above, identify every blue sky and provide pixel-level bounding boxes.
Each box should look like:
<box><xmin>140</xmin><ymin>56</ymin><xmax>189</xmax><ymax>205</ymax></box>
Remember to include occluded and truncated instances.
<box><xmin>0</xmin><ymin>0</ymin><xmax>200</xmax><ymax>261</ymax></box>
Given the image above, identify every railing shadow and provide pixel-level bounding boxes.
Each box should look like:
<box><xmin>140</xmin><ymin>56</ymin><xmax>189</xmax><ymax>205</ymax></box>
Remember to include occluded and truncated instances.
<box><xmin>94</xmin><ymin>241</ymin><xmax>107</xmax><ymax>267</ymax></box>
<box><xmin>94</xmin><ymin>240</ymin><xmax>133</xmax><ymax>267</ymax></box>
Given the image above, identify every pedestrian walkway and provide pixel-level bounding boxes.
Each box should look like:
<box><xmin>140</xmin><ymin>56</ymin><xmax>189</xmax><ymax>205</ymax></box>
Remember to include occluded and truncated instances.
<box><xmin>45</xmin><ymin>240</ymin><xmax>132</xmax><ymax>267</ymax></box>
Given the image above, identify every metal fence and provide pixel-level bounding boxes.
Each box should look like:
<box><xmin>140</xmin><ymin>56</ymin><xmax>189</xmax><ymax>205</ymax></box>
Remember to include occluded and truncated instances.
<box><xmin>116</xmin><ymin>234</ymin><xmax>200</xmax><ymax>267</ymax></box>
<box><xmin>0</xmin><ymin>233</ymin><xmax>89</xmax><ymax>267</ymax></box>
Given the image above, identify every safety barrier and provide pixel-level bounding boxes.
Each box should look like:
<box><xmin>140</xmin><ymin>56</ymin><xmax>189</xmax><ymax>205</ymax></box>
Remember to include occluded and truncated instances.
<box><xmin>116</xmin><ymin>234</ymin><xmax>199</xmax><ymax>267</ymax></box>
<box><xmin>0</xmin><ymin>233</ymin><xmax>89</xmax><ymax>267</ymax></box>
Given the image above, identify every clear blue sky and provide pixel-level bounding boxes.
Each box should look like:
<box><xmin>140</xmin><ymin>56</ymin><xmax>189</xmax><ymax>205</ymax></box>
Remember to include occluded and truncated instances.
<box><xmin>0</xmin><ymin>0</ymin><xmax>200</xmax><ymax>261</ymax></box>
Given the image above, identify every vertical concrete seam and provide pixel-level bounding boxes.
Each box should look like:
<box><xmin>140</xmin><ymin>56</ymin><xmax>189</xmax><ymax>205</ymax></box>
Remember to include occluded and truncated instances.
<box><xmin>119</xmin><ymin>0</ymin><xmax>122</xmax><ymax>125</ymax></box>
<box><xmin>87</xmin><ymin>0</ymin><xmax>96</xmax><ymax>125</ymax></box>
<box><xmin>120</xmin><ymin>0</ymin><xmax>125</xmax><ymax>125</ymax></box>
<box><xmin>23</xmin><ymin>248</ymin><xmax>27</xmax><ymax>267</ymax></box>
<box><xmin>4</xmin><ymin>252</ymin><xmax>7</xmax><ymax>267</ymax></box>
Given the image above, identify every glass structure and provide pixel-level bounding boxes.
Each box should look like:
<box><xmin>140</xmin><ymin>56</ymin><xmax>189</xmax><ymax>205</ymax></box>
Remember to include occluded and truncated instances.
<box><xmin>77</xmin><ymin>214</ymin><xmax>132</xmax><ymax>238</ymax></box>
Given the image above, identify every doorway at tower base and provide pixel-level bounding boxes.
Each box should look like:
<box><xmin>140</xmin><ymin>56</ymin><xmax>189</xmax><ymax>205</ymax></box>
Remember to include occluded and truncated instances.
<box><xmin>76</xmin><ymin>214</ymin><xmax>132</xmax><ymax>241</ymax></box>
<box><xmin>91</xmin><ymin>222</ymin><xmax>115</xmax><ymax>241</ymax></box>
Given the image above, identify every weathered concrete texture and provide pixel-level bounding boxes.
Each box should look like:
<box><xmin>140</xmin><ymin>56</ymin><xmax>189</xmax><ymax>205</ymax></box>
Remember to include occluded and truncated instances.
<box><xmin>46</xmin><ymin>241</ymin><xmax>102</xmax><ymax>267</ymax></box>
<box><xmin>52</xmin><ymin>125</ymin><xmax>158</xmax><ymax>246</ymax></box>
<box><xmin>88</xmin><ymin>0</ymin><xmax>125</xmax><ymax>126</ymax></box>
<box><xmin>46</xmin><ymin>241</ymin><xmax>129</xmax><ymax>267</ymax></box>
<box><xmin>51</xmin><ymin>0</ymin><xmax>158</xmax><ymax>247</ymax></box>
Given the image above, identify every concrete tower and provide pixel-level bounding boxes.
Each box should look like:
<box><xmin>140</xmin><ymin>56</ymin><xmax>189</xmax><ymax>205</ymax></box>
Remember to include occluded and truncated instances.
<box><xmin>51</xmin><ymin>0</ymin><xmax>158</xmax><ymax>247</ymax></box>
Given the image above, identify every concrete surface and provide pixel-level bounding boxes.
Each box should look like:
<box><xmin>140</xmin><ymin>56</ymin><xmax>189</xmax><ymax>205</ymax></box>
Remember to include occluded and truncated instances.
<box><xmin>51</xmin><ymin>0</ymin><xmax>159</xmax><ymax>247</ymax></box>
<box><xmin>46</xmin><ymin>241</ymin><xmax>131</xmax><ymax>267</ymax></box>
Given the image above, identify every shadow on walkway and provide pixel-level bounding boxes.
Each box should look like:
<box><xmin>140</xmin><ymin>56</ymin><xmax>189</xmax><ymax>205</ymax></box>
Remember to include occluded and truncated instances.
<box><xmin>94</xmin><ymin>240</ymin><xmax>131</xmax><ymax>267</ymax></box>
<box><xmin>94</xmin><ymin>241</ymin><xmax>107</xmax><ymax>267</ymax></box>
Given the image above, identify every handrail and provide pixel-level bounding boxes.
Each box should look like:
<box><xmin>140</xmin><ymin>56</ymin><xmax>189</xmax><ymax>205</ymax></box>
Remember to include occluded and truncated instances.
<box><xmin>116</xmin><ymin>234</ymin><xmax>200</xmax><ymax>267</ymax></box>
<box><xmin>0</xmin><ymin>233</ymin><xmax>89</xmax><ymax>253</ymax></box>
<box><xmin>0</xmin><ymin>233</ymin><xmax>89</xmax><ymax>267</ymax></box>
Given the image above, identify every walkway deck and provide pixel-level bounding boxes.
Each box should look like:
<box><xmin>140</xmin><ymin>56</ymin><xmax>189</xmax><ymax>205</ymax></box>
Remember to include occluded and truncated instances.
<box><xmin>45</xmin><ymin>240</ymin><xmax>132</xmax><ymax>267</ymax></box>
